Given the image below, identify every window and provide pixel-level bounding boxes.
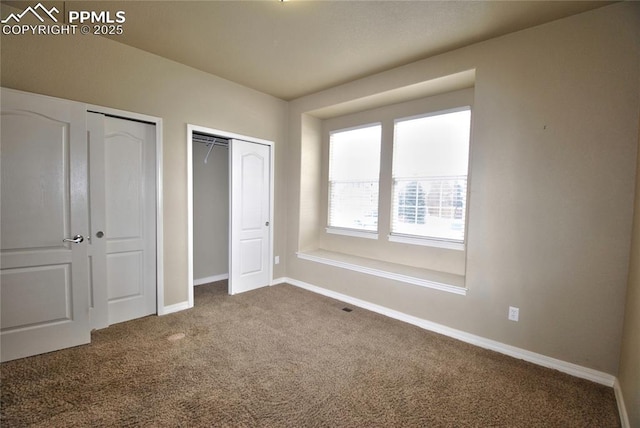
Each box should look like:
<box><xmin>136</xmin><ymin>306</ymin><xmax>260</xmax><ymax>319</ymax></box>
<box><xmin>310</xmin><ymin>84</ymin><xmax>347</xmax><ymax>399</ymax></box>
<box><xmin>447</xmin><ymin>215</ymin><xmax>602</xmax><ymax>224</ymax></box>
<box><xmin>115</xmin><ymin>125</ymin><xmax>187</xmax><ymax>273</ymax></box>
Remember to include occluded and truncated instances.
<box><xmin>391</xmin><ymin>108</ymin><xmax>471</xmax><ymax>243</ymax></box>
<box><xmin>328</xmin><ymin>124</ymin><xmax>381</xmax><ymax>233</ymax></box>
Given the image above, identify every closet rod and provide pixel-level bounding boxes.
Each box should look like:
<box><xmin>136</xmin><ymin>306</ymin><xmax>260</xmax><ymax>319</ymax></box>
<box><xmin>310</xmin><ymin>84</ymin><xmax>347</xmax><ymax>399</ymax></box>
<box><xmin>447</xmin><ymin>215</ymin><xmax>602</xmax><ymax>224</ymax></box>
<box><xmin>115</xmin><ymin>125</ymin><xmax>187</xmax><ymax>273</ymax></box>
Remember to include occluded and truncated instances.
<box><xmin>193</xmin><ymin>133</ymin><xmax>229</xmax><ymax>164</ymax></box>
<box><xmin>193</xmin><ymin>133</ymin><xmax>229</xmax><ymax>147</ymax></box>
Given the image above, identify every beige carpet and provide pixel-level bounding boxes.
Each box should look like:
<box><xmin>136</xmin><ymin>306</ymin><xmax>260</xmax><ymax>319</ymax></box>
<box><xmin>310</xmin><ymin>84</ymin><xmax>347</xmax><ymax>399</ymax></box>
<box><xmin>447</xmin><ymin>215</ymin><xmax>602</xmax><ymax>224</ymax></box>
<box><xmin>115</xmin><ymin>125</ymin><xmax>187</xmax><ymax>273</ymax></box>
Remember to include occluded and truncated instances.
<box><xmin>1</xmin><ymin>281</ymin><xmax>620</xmax><ymax>427</ymax></box>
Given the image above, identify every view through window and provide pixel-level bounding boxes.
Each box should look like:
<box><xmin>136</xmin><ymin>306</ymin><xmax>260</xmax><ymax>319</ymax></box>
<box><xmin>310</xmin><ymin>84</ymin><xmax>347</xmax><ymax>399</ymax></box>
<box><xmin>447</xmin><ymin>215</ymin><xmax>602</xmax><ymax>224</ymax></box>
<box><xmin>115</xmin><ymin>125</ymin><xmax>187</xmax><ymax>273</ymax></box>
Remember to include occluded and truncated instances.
<box><xmin>328</xmin><ymin>124</ymin><xmax>381</xmax><ymax>232</ymax></box>
<box><xmin>392</xmin><ymin>108</ymin><xmax>471</xmax><ymax>242</ymax></box>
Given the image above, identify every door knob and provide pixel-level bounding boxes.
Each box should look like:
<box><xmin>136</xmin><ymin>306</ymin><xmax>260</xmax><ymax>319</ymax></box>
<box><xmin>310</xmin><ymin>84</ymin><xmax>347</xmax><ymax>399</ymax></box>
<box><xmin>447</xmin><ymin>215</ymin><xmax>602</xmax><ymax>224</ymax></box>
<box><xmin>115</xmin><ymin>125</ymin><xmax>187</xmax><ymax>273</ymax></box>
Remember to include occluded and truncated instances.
<box><xmin>63</xmin><ymin>235</ymin><xmax>84</xmax><ymax>244</ymax></box>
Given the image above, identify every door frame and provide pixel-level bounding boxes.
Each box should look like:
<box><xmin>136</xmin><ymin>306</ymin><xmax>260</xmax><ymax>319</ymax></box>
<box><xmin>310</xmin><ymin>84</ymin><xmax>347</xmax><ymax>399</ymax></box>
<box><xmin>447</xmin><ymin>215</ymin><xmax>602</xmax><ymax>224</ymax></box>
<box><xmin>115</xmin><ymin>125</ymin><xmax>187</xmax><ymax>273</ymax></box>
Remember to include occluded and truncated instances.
<box><xmin>87</xmin><ymin>104</ymin><xmax>165</xmax><ymax>315</ymax></box>
<box><xmin>187</xmin><ymin>124</ymin><xmax>274</xmax><ymax>308</ymax></box>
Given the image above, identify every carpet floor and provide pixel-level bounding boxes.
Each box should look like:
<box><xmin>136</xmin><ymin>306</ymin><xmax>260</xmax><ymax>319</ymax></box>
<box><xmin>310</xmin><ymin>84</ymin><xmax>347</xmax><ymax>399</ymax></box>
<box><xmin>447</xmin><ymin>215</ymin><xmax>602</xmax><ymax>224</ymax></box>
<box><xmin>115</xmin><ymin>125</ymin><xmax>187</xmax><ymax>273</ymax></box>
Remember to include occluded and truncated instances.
<box><xmin>1</xmin><ymin>281</ymin><xmax>620</xmax><ymax>427</ymax></box>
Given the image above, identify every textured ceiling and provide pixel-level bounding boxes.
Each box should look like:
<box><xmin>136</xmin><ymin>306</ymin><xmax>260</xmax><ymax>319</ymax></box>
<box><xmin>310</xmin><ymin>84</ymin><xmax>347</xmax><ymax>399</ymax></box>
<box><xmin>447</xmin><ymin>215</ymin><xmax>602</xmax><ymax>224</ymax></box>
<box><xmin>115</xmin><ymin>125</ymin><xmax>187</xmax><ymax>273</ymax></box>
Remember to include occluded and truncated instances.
<box><xmin>3</xmin><ymin>1</ymin><xmax>614</xmax><ymax>100</ymax></box>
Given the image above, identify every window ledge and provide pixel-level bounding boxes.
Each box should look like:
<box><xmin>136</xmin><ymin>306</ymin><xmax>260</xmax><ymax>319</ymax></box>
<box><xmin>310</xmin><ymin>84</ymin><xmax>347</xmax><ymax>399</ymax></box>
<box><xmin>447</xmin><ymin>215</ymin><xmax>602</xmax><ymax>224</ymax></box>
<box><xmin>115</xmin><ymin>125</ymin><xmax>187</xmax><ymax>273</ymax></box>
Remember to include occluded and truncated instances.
<box><xmin>326</xmin><ymin>227</ymin><xmax>378</xmax><ymax>240</ymax></box>
<box><xmin>388</xmin><ymin>234</ymin><xmax>465</xmax><ymax>251</ymax></box>
<box><xmin>296</xmin><ymin>249</ymin><xmax>466</xmax><ymax>296</ymax></box>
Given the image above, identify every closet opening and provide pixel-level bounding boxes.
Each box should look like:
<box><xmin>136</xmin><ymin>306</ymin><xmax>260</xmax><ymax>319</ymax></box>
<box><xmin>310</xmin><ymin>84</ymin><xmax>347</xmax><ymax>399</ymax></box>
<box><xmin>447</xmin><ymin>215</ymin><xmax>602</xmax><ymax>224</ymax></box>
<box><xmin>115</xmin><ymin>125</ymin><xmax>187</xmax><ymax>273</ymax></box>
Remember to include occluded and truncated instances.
<box><xmin>191</xmin><ymin>132</ymin><xmax>230</xmax><ymax>298</ymax></box>
<box><xmin>187</xmin><ymin>124</ymin><xmax>274</xmax><ymax>308</ymax></box>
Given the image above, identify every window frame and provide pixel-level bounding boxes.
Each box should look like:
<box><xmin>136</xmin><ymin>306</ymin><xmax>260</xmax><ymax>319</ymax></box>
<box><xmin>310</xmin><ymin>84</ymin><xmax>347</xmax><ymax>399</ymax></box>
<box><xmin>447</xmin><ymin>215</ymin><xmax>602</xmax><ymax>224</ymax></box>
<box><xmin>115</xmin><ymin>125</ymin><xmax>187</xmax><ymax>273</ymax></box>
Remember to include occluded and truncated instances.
<box><xmin>389</xmin><ymin>106</ymin><xmax>472</xmax><ymax>250</ymax></box>
<box><xmin>320</xmin><ymin>89</ymin><xmax>474</xmax><ymax>260</ymax></box>
<box><xmin>326</xmin><ymin>122</ymin><xmax>382</xmax><ymax>239</ymax></box>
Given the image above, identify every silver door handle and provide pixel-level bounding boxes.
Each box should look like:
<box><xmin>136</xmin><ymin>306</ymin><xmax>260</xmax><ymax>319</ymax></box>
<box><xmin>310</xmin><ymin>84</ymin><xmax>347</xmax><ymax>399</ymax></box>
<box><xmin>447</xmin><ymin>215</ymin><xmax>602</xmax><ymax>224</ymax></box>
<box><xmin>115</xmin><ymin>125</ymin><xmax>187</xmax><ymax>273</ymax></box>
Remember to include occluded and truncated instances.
<box><xmin>63</xmin><ymin>235</ymin><xmax>84</xmax><ymax>244</ymax></box>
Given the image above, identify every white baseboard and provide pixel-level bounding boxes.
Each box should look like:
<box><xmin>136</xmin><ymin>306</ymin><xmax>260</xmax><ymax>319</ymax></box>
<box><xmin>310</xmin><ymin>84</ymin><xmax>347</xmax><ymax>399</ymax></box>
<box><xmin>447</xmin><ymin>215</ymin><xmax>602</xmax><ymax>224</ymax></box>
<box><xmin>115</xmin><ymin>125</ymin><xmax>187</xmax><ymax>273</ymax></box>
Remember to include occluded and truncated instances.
<box><xmin>281</xmin><ymin>277</ymin><xmax>616</xmax><ymax>387</ymax></box>
<box><xmin>159</xmin><ymin>300</ymin><xmax>191</xmax><ymax>315</ymax></box>
<box><xmin>194</xmin><ymin>274</ymin><xmax>228</xmax><ymax>286</ymax></box>
<box><xmin>614</xmin><ymin>378</ymin><xmax>631</xmax><ymax>428</ymax></box>
<box><xmin>272</xmin><ymin>276</ymin><xmax>288</xmax><ymax>285</ymax></box>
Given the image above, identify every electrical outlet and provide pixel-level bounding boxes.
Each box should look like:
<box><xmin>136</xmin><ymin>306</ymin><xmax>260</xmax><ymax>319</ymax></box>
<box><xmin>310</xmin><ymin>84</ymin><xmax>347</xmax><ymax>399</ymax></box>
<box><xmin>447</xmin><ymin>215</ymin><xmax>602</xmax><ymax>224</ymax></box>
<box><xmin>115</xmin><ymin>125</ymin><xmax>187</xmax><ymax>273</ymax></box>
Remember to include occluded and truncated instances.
<box><xmin>508</xmin><ymin>306</ymin><xmax>519</xmax><ymax>322</ymax></box>
<box><xmin>274</xmin><ymin>256</ymin><xmax>280</xmax><ymax>265</ymax></box>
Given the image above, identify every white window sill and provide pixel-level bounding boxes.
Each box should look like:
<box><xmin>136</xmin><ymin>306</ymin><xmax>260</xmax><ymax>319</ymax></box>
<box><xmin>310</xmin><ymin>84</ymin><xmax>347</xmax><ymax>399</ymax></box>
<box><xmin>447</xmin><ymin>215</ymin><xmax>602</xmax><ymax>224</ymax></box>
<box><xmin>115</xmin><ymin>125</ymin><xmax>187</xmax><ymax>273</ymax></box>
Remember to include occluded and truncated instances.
<box><xmin>296</xmin><ymin>249</ymin><xmax>467</xmax><ymax>296</ymax></box>
<box><xmin>326</xmin><ymin>227</ymin><xmax>378</xmax><ymax>240</ymax></box>
<box><xmin>388</xmin><ymin>234</ymin><xmax>465</xmax><ymax>251</ymax></box>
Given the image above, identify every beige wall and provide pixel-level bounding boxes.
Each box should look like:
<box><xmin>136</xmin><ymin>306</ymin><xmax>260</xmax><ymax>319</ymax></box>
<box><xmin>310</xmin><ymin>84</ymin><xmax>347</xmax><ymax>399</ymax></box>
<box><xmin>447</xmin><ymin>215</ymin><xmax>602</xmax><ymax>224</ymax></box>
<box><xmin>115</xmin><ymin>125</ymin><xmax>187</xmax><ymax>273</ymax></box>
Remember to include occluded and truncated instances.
<box><xmin>193</xmin><ymin>142</ymin><xmax>229</xmax><ymax>281</ymax></box>
<box><xmin>288</xmin><ymin>2</ymin><xmax>640</xmax><ymax>374</ymax></box>
<box><xmin>619</xmin><ymin>116</ymin><xmax>640</xmax><ymax>426</ymax></box>
<box><xmin>298</xmin><ymin>113</ymin><xmax>323</xmax><ymax>251</ymax></box>
<box><xmin>0</xmin><ymin>29</ymin><xmax>288</xmax><ymax>306</ymax></box>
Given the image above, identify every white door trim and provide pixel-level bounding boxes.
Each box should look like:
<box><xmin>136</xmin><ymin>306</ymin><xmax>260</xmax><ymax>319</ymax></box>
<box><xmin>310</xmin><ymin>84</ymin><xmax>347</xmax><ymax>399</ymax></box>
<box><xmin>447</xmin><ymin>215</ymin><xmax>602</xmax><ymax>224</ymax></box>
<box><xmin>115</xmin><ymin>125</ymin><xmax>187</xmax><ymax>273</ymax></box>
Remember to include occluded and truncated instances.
<box><xmin>87</xmin><ymin>104</ymin><xmax>165</xmax><ymax>315</ymax></box>
<box><xmin>187</xmin><ymin>124</ymin><xmax>274</xmax><ymax>308</ymax></box>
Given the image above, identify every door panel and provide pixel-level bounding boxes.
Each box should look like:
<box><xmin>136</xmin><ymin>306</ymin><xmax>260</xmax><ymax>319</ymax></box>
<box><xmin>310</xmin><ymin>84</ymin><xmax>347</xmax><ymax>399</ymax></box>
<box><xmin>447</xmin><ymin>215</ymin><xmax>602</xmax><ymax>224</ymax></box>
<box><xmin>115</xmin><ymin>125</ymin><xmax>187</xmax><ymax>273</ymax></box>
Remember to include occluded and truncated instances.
<box><xmin>230</xmin><ymin>139</ymin><xmax>271</xmax><ymax>294</ymax></box>
<box><xmin>0</xmin><ymin>88</ymin><xmax>90</xmax><ymax>362</ymax></box>
<box><xmin>1</xmin><ymin>112</ymin><xmax>69</xmax><ymax>251</ymax></box>
<box><xmin>105</xmin><ymin>133</ymin><xmax>143</xmax><ymax>238</ymax></box>
<box><xmin>107</xmin><ymin>251</ymin><xmax>144</xmax><ymax>300</ymax></box>
<box><xmin>1</xmin><ymin>265</ymin><xmax>71</xmax><ymax>329</ymax></box>
<box><xmin>239</xmin><ymin>239</ymin><xmax>263</xmax><ymax>275</ymax></box>
<box><xmin>88</xmin><ymin>114</ymin><xmax>156</xmax><ymax>325</ymax></box>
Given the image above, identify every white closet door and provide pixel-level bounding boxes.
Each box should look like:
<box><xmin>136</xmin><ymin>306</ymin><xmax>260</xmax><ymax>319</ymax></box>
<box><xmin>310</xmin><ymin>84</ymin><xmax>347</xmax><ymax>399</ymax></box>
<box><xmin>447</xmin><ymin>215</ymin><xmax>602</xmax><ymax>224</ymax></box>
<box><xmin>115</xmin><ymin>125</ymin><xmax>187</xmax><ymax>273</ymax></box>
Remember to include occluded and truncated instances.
<box><xmin>229</xmin><ymin>139</ymin><xmax>271</xmax><ymax>295</ymax></box>
<box><xmin>88</xmin><ymin>114</ymin><xmax>157</xmax><ymax>325</ymax></box>
<box><xmin>0</xmin><ymin>89</ymin><xmax>91</xmax><ymax>362</ymax></box>
<box><xmin>87</xmin><ymin>113</ymin><xmax>108</xmax><ymax>330</ymax></box>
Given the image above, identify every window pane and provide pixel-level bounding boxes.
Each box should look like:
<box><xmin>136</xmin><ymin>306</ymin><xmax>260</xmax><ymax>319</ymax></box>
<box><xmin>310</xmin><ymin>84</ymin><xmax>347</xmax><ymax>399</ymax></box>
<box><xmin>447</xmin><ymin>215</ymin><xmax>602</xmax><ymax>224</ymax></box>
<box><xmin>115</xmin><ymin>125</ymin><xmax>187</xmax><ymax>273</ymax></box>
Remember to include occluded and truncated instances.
<box><xmin>392</xmin><ymin>109</ymin><xmax>470</xmax><ymax>242</ymax></box>
<box><xmin>329</xmin><ymin>124</ymin><xmax>381</xmax><ymax>231</ymax></box>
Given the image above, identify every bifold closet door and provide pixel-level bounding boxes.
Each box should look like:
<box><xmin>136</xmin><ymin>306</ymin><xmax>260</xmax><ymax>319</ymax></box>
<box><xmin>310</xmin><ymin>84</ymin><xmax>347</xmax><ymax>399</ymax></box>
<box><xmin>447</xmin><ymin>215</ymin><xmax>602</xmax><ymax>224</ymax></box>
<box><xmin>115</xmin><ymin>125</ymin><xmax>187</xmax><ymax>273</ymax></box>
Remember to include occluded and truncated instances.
<box><xmin>229</xmin><ymin>139</ymin><xmax>271</xmax><ymax>295</ymax></box>
<box><xmin>0</xmin><ymin>89</ymin><xmax>91</xmax><ymax>362</ymax></box>
<box><xmin>88</xmin><ymin>113</ymin><xmax>157</xmax><ymax>327</ymax></box>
